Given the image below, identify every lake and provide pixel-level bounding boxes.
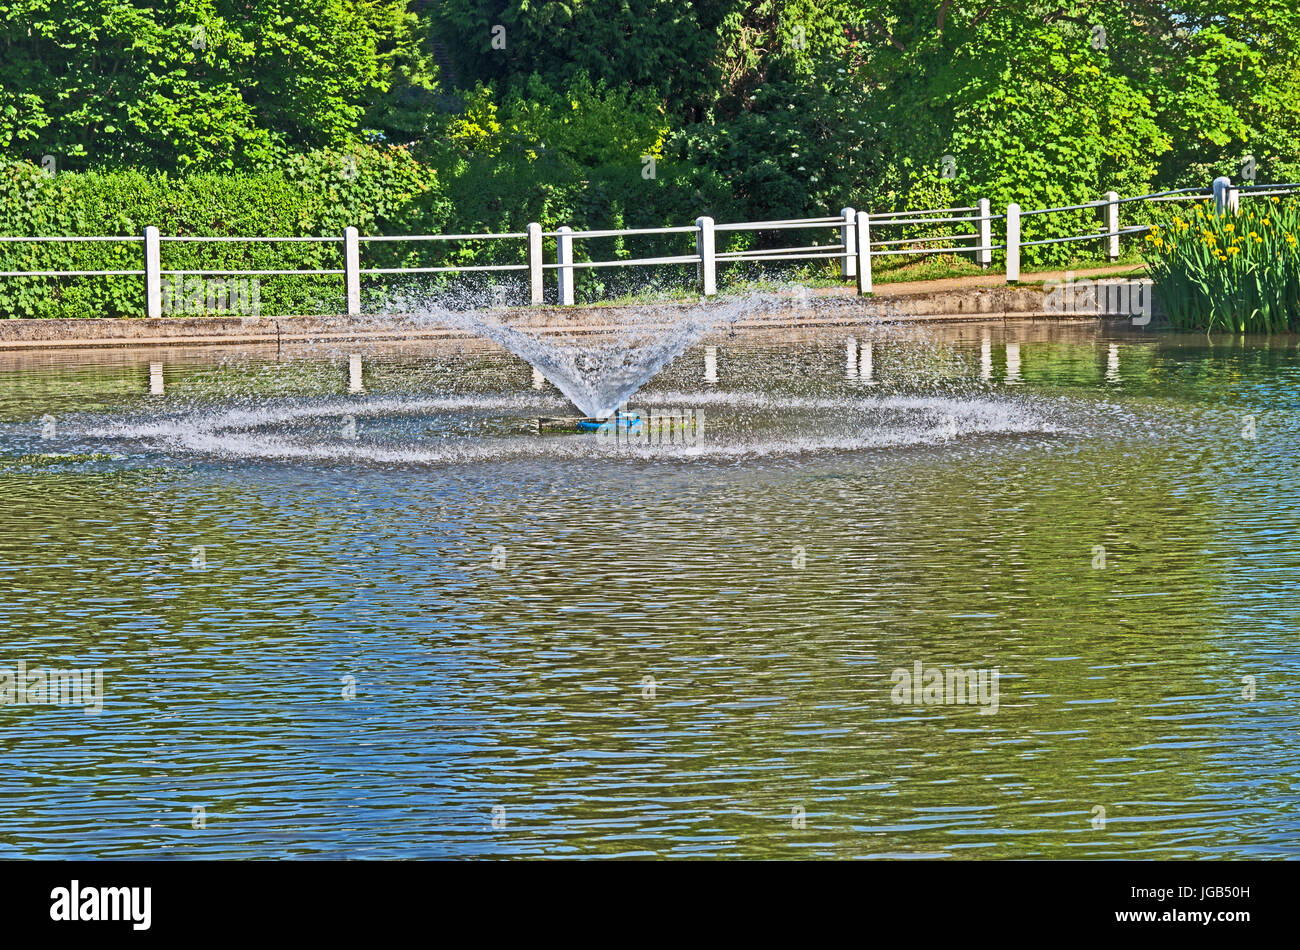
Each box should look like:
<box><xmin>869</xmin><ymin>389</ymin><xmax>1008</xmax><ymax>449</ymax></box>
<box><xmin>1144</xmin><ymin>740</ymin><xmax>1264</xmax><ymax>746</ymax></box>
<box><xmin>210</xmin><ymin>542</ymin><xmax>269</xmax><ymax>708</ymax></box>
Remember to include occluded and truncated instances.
<box><xmin>1</xmin><ymin>318</ymin><xmax>1297</xmax><ymax>858</ymax></box>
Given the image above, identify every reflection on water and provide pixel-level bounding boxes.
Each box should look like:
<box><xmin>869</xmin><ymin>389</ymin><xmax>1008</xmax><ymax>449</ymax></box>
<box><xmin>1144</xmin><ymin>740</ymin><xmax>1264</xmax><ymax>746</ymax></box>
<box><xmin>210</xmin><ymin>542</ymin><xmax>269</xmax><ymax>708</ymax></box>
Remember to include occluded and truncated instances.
<box><xmin>1</xmin><ymin>322</ymin><xmax>1298</xmax><ymax>859</ymax></box>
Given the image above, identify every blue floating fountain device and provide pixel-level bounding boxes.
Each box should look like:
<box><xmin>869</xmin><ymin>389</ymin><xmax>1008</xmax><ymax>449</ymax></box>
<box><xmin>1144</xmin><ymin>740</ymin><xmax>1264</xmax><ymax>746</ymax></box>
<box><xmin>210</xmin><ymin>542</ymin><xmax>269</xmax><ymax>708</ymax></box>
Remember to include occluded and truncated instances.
<box><xmin>576</xmin><ymin>410</ymin><xmax>643</xmax><ymax>434</ymax></box>
<box><xmin>532</xmin><ymin>408</ymin><xmax>643</xmax><ymax>435</ymax></box>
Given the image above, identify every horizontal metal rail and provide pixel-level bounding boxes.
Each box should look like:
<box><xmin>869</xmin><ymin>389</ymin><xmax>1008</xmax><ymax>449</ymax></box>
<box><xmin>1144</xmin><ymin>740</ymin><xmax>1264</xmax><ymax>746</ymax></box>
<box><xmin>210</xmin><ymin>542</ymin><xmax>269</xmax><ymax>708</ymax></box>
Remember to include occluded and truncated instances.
<box><xmin>0</xmin><ymin>269</ymin><xmax>145</xmax><ymax>277</ymax></box>
<box><xmin>870</xmin><ymin>206</ymin><xmax>978</xmax><ymax>217</ymax></box>
<box><xmin>717</xmin><ymin>251</ymin><xmax>843</xmax><ymax>263</ymax></box>
<box><xmin>544</xmin><ymin>225</ymin><xmax>697</xmax><ymax>238</ymax></box>
<box><xmin>361</xmin><ymin>264</ymin><xmax>528</xmax><ymax>274</ymax></box>
<box><xmin>0</xmin><ymin>235</ymin><xmax>144</xmax><ymax>243</ymax></box>
<box><xmin>1239</xmin><ymin>182</ymin><xmax>1300</xmax><ymax>192</ymax></box>
<box><xmin>718</xmin><ymin>243</ymin><xmax>839</xmax><ymax>256</ymax></box>
<box><xmin>359</xmin><ymin>232</ymin><xmax>526</xmax><ymax>242</ymax></box>
<box><xmin>714</xmin><ymin>218</ymin><xmax>841</xmax><ymax>232</ymax></box>
<box><xmin>1135</xmin><ymin>186</ymin><xmax>1211</xmax><ymax>200</ymax></box>
<box><xmin>1125</xmin><ymin>191</ymin><xmax>1207</xmax><ymax>204</ymax></box>
<box><xmin>868</xmin><ymin>214</ymin><xmax>981</xmax><ymax>226</ymax></box>
<box><xmin>872</xmin><ymin>245</ymin><xmax>990</xmax><ymax>258</ymax></box>
<box><xmin>871</xmin><ymin>233</ymin><xmax>979</xmax><ymax>248</ymax></box>
<box><xmin>161</xmin><ymin>268</ymin><xmax>345</xmax><ymax>276</ymax></box>
<box><xmin>541</xmin><ymin>255</ymin><xmax>699</xmax><ymax>270</ymax></box>
<box><xmin>160</xmin><ymin>235</ymin><xmax>342</xmax><ymax>243</ymax></box>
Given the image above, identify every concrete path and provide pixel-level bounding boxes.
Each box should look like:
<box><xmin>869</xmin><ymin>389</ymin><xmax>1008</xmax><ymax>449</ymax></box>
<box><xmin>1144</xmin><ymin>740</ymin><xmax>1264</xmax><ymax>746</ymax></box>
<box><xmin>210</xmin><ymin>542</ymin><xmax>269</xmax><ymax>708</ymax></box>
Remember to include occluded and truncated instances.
<box><xmin>813</xmin><ymin>263</ymin><xmax>1148</xmax><ymax>298</ymax></box>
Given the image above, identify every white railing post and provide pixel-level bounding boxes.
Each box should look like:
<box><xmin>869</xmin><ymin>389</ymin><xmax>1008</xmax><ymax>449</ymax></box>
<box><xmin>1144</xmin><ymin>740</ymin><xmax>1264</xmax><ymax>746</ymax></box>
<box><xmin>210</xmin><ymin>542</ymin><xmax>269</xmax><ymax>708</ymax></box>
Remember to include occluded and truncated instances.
<box><xmin>557</xmin><ymin>225</ymin><xmax>574</xmax><ymax>305</ymax></box>
<box><xmin>1105</xmin><ymin>191</ymin><xmax>1120</xmax><ymax>261</ymax></box>
<box><xmin>144</xmin><ymin>226</ymin><xmax>161</xmax><ymax>317</ymax></box>
<box><xmin>1228</xmin><ymin>183</ymin><xmax>1240</xmax><ymax>213</ymax></box>
<box><xmin>344</xmin><ymin>226</ymin><xmax>360</xmax><ymax>316</ymax></box>
<box><xmin>1213</xmin><ymin>176</ymin><xmax>1233</xmax><ymax>215</ymax></box>
<box><xmin>1005</xmin><ymin>203</ymin><xmax>1020</xmax><ymax>283</ymax></box>
<box><xmin>695</xmin><ymin>216</ymin><xmax>716</xmax><ymax>296</ymax></box>
<box><xmin>527</xmin><ymin>222</ymin><xmax>542</xmax><ymax>305</ymax></box>
<box><xmin>855</xmin><ymin>211</ymin><xmax>872</xmax><ymax>295</ymax></box>
<box><xmin>977</xmin><ymin>198</ymin><xmax>991</xmax><ymax>268</ymax></box>
<box><xmin>841</xmin><ymin>207</ymin><xmax>856</xmax><ymax>278</ymax></box>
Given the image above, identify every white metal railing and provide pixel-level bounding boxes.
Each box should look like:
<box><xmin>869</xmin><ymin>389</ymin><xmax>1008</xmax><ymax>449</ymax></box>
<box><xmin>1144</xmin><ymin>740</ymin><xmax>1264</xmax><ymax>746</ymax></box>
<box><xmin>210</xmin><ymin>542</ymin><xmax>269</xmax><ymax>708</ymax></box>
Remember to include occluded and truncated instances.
<box><xmin>1</xmin><ymin>176</ymin><xmax>1296</xmax><ymax>313</ymax></box>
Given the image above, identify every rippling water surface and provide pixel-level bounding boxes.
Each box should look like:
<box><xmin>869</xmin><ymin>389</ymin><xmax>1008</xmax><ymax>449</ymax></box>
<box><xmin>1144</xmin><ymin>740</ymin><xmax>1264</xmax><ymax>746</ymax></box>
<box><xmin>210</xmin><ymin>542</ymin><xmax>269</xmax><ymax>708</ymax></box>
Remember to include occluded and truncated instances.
<box><xmin>1</xmin><ymin>321</ymin><xmax>1298</xmax><ymax>858</ymax></box>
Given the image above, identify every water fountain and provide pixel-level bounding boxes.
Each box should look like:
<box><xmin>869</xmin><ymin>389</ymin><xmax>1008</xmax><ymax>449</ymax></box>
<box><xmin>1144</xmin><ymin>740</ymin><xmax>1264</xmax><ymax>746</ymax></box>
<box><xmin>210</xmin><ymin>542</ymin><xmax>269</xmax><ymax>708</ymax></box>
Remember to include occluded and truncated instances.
<box><xmin>58</xmin><ymin>289</ymin><xmax>1060</xmax><ymax>466</ymax></box>
<box><xmin>385</xmin><ymin>293</ymin><xmax>791</xmax><ymax>422</ymax></box>
<box><xmin>366</xmin><ymin>292</ymin><xmax>833</xmax><ymax>437</ymax></box>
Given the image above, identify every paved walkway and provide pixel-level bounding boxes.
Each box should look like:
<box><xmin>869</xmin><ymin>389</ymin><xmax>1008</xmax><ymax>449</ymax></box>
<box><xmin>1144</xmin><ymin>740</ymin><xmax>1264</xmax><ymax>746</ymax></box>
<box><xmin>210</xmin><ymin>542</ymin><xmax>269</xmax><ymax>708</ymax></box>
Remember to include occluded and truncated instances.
<box><xmin>812</xmin><ymin>263</ymin><xmax>1149</xmax><ymax>298</ymax></box>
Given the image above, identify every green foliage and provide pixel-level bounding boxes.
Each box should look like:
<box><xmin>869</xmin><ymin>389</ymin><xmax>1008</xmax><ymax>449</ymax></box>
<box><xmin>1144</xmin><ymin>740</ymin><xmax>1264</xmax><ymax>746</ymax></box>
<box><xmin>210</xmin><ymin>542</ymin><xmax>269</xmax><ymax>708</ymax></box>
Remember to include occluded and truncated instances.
<box><xmin>0</xmin><ymin>146</ymin><xmax>448</xmax><ymax>317</ymax></box>
<box><xmin>431</xmin><ymin>0</ymin><xmax>713</xmax><ymax>112</ymax></box>
<box><xmin>1144</xmin><ymin>197</ymin><xmax>1300</xmax><ymax>332</ymax></box>
<box><xmin>4</xmin><ymin>0</ymin><xmax>1300</xmax><ymax>315</ymax></box>
<box><xmin>833</xmin><ymin>4</ymin><xmax>1172</xmax><ymax>266</ymax></box>
<box><xmin>0</xmin><ymin>0</ymin><xmax>429</xmax><ymax>172</ymax></box>
<box><xmin>1147</xmin><ymin>3</ymin><xmax>1300</xmax><ymax>187</ymax></box>
<box><xmin>671</xmin><ymin>68</ymin><xmax>866</xmax><ymax>223</ymax></box>
<box><xmin>501</xmin><ymin>74</ymin><xmax>669</xmax><ymax>168</ymax></box>
<box><xmin>412</xmin><ymin>72</ymin><xmax>715</xmax><ymax>301</ymax></box>
<box><xmin>430</xmin><ymin>1</ymin><xmax>861</xmax><ymax>117</ymax></box>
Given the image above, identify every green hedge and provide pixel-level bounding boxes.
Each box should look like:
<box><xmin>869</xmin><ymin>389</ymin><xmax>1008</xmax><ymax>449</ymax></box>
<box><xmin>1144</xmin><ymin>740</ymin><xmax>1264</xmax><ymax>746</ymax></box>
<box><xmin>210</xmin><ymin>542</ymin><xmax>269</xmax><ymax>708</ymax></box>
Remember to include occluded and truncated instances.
<box><xmin>0</xmin><ymin>147</ymin><xmax>451</xmax><ymax>317</ymax></box>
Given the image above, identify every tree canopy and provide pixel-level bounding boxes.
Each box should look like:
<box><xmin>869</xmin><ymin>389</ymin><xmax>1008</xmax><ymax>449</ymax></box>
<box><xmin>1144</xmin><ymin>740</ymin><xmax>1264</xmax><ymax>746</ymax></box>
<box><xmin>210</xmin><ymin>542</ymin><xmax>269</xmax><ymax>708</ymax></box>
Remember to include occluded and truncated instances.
<box><xmin>1</xmin><ymin>0</ymin><xmax>1297</xmax><ymax>223</ymax></box>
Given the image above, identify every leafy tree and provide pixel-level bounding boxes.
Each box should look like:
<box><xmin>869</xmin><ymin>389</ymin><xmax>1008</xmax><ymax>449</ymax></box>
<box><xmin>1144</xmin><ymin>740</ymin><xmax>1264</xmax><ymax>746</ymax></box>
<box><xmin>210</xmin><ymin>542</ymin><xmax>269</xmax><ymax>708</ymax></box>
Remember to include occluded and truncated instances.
<box><xmin>0</xmin><ymin>0</ymin><xmax>430</xmax><ymax>171</ymax></box>
<box><xmin>427</xmin><ymin>0</ymin><xmax>858</xmax><ymax>117</ymax></box>
<box><xmin>2</xmin><ymin>0</ymin><xmax>1299</xmax><ymax>278</ymax></box>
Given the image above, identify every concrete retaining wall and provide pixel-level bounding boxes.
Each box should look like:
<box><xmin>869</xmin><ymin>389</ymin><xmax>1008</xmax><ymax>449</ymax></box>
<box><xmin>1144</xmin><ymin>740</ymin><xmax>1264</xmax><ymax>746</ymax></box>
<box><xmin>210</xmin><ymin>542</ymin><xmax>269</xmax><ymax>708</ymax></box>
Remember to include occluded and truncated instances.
<box><xmin>0</xmin><ymin>285</ymin><xmax>1143</xmax><ymax>350</ymax></box>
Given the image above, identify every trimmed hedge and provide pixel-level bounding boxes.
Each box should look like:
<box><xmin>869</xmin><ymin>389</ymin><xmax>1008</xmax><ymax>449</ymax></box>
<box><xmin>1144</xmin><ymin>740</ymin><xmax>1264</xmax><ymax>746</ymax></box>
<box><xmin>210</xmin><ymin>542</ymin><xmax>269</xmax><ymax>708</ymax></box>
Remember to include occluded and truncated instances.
<box><xmin>0</xmin><ymin>147</ymin><xmax>451</xmax><ymax>317</ymax></box>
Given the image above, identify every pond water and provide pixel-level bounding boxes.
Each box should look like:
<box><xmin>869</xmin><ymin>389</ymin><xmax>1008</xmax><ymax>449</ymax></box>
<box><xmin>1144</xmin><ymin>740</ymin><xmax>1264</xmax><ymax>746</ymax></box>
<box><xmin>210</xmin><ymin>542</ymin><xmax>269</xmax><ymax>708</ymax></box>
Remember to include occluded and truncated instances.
<box><xmin>1</xmin><ymin>319</ymin><xmax>1298</xmax><ymax>858</ymax></box>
